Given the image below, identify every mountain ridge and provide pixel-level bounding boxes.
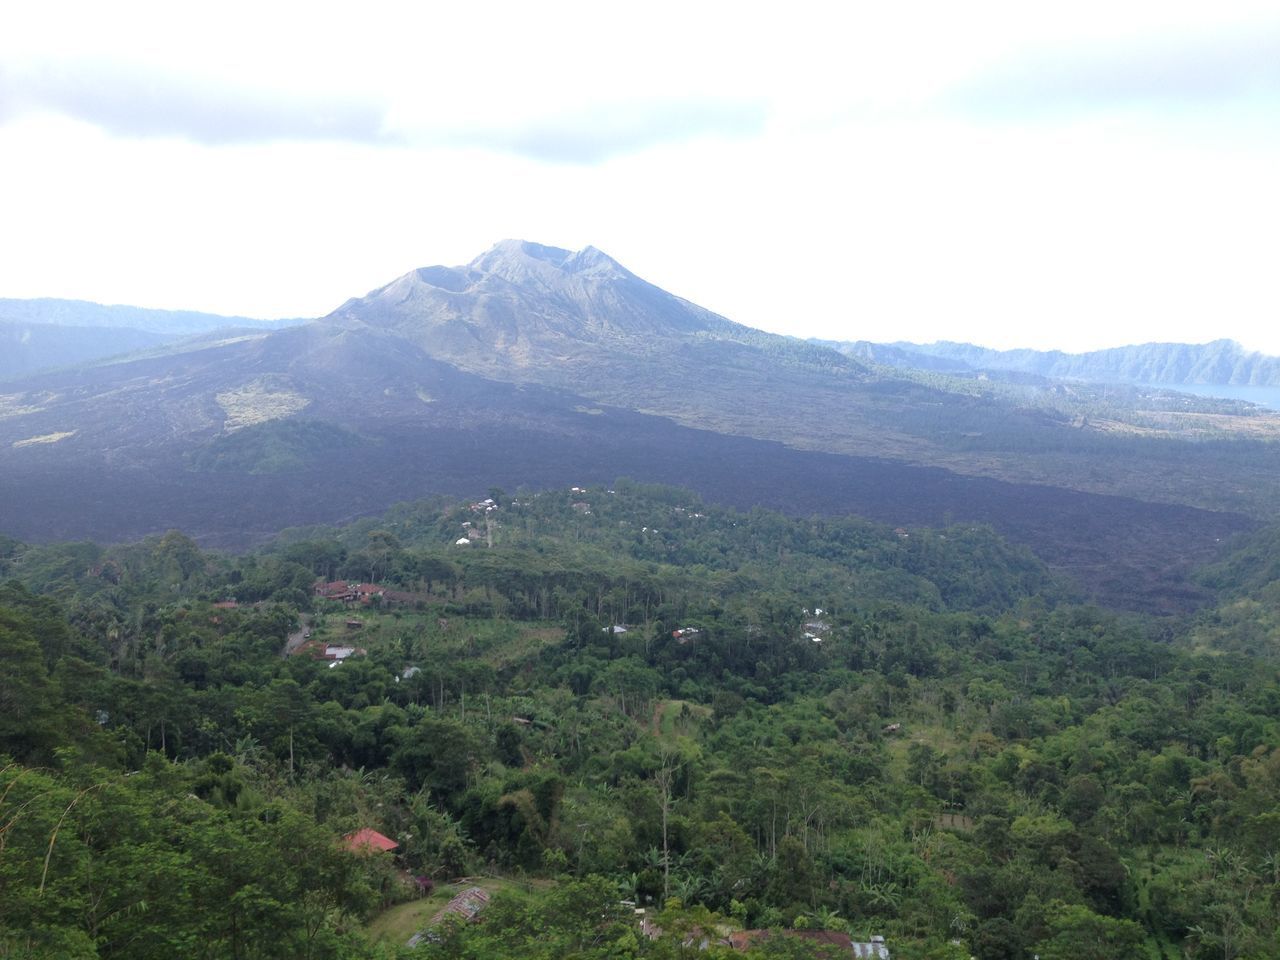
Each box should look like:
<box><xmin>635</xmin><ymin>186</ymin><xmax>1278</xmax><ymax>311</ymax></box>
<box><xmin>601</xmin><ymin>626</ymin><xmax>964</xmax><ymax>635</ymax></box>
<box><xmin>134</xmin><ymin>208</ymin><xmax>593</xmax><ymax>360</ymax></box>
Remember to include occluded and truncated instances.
<box><xmin>0</xmin><ymin>297</ymin><xmax>304</xmax><ymax>335</ymax></box>
<box><xmin>819</xmin><ymin>337</ymin><xmax>1280</xmax><ymax>387</ymax></box>
<box><xmin>0</xmin><ymin>298</ymin><xmax>308</xmax><ymax>382</ymax></box>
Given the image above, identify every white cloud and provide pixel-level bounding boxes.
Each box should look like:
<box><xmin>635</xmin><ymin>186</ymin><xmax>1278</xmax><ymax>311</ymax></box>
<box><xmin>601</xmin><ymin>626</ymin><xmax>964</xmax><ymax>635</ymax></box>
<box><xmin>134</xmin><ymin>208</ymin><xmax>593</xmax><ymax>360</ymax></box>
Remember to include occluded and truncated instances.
<box><xmin>1</xmin><ymin>1</ymin><xmax>1278</xmax><ymax>355</ymax></box>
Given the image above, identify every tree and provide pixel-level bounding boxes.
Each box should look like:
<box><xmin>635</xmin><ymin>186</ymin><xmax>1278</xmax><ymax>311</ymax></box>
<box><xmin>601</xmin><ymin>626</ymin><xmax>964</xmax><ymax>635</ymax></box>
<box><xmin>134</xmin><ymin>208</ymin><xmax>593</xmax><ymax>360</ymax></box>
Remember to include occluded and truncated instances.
<box><xmin>0</xmin><ymin>605</ymin><xmax>65</xmax><ymax>762</ymax></box>
<box><xmin>1033</xmin><ymin>902</ymin><xmax>1146</xmax><ymax>960</ymax></box>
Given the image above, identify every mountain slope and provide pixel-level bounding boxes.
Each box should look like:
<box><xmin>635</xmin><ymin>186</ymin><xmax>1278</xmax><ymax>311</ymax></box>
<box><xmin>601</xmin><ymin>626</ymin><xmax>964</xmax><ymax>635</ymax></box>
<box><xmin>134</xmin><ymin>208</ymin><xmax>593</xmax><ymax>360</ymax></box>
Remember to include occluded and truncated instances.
<box><xmin>324</xmin><ymin>242</ymin><xmax>1280</xmax><ymax>517</ymax></box>
<box><xmin>328</xmin><ymin>239</ymin><xmax>859</xmax><ymax>384</ymax></box>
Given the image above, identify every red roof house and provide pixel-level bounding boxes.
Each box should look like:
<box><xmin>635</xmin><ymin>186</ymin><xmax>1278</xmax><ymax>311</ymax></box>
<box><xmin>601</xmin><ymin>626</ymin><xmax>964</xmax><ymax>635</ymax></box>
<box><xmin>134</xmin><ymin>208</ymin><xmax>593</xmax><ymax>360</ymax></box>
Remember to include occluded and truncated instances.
<box><xmin>343</xmin><ymin>828</ymin><xmax>398</xmax><ymax>854</ymax></box>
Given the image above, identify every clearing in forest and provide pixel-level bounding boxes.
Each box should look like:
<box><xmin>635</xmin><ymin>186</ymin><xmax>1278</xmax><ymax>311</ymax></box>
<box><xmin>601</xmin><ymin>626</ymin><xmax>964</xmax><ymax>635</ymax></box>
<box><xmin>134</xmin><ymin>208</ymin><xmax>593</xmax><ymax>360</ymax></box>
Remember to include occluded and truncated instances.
<box><xmin>650</xmin><ymin>699</ymin><xmax>712</xmax><ymax>740</ymax></box>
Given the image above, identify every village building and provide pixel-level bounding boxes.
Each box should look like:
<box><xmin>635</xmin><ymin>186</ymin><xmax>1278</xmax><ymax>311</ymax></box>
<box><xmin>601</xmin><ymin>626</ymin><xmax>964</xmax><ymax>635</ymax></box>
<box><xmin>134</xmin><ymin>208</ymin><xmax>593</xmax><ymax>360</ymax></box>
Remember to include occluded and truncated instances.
<box><xmin>342</xmin><ymin>828</ymin><xmax>398</xmax><ymax>855</ymax></box>
<box><xmin>406</xmin><ymin>887</ymin><xmax>492</xmax><ymax>949</ymax></box>
<box><xmin>852</xmin><ymin>936</ymin><xmax>891</xmax><ymax>958</ymax></box>
<box><xmin>315</xmin><ymin>580</ymin><xmax>355</xmax><ymax>602</ymax></box>
<box><xmin>313</xmin><ymin>580</ymin><xmax>387</xmax><ymax>605</ymax></box>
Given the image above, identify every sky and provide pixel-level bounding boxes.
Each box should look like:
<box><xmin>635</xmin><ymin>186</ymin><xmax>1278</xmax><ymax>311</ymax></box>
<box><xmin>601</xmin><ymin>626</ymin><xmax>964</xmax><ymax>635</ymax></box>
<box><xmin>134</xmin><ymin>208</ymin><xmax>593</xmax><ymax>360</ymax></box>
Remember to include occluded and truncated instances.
<box><xmin>2</xmin><ymin>1</ymin><xmax>1278</xmax><ymax>354</ymax></box>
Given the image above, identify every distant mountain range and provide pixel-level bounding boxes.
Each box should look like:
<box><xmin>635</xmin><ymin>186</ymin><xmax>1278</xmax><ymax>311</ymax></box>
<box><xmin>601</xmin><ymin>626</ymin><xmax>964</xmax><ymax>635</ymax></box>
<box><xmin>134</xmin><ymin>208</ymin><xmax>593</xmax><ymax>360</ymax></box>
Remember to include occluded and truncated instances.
<box><xmin>0</xmin><ymin>298</ymin><xmax>304</xmax><ymax>381</ymax></box>
<box><xmin>2</xmin><ymin>241</ymin><xmax>1277</xmax><ymax>612</ymax></box>
<box><xmin>818</xmin><ymin>338</ymin><xmax>1280</xmax><ymax>387</ymax></box>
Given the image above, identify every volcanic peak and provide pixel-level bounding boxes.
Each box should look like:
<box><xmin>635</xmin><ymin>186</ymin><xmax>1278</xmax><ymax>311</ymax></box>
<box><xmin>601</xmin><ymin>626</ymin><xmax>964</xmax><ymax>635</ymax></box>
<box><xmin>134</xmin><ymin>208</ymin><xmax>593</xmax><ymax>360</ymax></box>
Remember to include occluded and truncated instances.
<box><xmin>466</xmin><ymin>239</ymin><xmax>632</xmax><ymax>285</ymax></box>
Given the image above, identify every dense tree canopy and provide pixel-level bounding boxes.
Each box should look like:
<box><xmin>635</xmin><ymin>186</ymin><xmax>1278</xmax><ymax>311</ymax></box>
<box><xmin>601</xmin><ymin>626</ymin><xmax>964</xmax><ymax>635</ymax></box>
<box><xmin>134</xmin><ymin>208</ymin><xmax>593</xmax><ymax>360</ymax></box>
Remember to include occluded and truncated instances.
<box><xmin>2</xmin><ymin>483</ymin><xmax>1279</xmax><ymax>958</ymax></box>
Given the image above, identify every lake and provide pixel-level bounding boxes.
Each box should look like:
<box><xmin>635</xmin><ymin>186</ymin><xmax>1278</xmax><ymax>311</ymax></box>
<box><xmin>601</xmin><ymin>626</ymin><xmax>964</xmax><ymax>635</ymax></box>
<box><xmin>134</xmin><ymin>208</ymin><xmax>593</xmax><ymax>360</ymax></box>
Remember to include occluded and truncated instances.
<box><xmin>1150</xmin><ymin>383</ymin><xmax>1280</xmax><ymax>411</ymax></box>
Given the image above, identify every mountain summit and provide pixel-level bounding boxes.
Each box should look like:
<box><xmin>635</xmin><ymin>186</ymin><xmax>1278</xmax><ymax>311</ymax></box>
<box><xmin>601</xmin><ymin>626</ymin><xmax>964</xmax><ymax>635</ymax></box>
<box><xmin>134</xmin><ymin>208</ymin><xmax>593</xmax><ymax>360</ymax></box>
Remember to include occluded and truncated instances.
<box><xmin>467</xmin><ymin>239</ymin><xmax>633</xmax><ymax>283</ymax></box>
<box><xmin>327</xmin><ymin>241</ymin><xmax>742</xmax><ymax>372</ymax></box>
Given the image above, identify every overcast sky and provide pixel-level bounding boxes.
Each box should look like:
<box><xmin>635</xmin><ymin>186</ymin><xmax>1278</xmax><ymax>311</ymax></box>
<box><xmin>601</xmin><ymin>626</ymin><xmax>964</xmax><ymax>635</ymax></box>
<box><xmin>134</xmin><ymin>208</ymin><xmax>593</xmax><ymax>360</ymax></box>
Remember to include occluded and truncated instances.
<box><xmin>2</xmin><ymin>1</ymin><xmax>1278</xmax><ymax>353</ymax></box>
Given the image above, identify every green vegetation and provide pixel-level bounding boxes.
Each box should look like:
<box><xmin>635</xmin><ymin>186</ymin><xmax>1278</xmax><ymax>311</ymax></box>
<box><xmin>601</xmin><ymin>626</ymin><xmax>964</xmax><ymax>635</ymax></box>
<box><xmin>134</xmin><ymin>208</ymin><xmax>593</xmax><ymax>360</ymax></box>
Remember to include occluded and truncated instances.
<box><xmin>2</xmin><ymin>483</ymin><xmax>1280</xmax><ymax>958</ymax></box>
<box><xmin>187</xmin><ymin>419</ymin><xmax>373</xmax><ymax>475</ymax></box>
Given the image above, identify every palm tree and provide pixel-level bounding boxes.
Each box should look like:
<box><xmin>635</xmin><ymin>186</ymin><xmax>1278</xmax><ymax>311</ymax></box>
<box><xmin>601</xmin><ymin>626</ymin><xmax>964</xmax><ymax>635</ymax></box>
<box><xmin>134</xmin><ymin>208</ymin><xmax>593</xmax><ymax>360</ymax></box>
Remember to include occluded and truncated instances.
<box><xmin>800</xmin><ymin>905</ymin><xmax>846</xmax><ymax>932</ymax></box>
<box><xmin>670</xmin><ymin>872</ymin><xmax>706</xmax><ymax>904</ymax></box>
<box><xmin>616</xmin><ymin>872</ymin><xmax>640</xmax><ymax>902</ymax></box>
<box><xmin>860</xmin><ymin>880</ymin><xmax>902</xmax><ymax>913</ymax></box>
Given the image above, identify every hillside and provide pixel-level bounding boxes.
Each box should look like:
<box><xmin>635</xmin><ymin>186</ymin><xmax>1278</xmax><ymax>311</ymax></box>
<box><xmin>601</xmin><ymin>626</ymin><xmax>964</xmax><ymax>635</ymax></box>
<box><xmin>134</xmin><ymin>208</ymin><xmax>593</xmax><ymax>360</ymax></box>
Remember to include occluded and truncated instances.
<box><xmin>4</xmin><ymin>485</ymin><xmax>1280</xmax><ymax>958</ymax></box>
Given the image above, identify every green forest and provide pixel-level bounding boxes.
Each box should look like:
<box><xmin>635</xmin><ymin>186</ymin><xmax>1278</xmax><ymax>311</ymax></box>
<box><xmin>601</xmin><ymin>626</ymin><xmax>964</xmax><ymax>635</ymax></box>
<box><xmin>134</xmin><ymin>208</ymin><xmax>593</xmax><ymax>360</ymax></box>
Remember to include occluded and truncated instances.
<box><xmin>3</xmin><ymin>482</ymin><xmax>1280</xmax><ymax>959</ymax></box>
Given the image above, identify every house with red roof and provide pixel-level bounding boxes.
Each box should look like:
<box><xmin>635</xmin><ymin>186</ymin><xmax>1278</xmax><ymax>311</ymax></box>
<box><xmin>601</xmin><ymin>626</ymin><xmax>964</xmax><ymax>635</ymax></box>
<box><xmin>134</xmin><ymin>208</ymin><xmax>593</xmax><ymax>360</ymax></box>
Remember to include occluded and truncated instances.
<box><xmin>343</xmin><ymin>828</ymin><xmax>398</xmax><ymax>854</ymax></box>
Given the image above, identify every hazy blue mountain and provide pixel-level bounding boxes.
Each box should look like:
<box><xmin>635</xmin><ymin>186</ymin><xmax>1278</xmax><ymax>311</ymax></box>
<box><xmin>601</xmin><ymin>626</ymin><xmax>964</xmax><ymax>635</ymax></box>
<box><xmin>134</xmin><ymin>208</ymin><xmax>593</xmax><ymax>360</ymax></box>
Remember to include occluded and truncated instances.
<box><xmin>0</xmin><ymin>297</ymin><xmax>304</xmax><ymax>335</ymax></box>
<box><xmin>819</xmin><ymin>337</ymin><xmax>1280</xmax><ymax>387</ymax></box>
<box><xmin>0</xmin><ymin>322</ymin><xmax>173</xmax><ymax>381</ymax></box>
<box><xmin>0</xmin><ymin>298</ymin><xmax>307</xmax><ymax>381</ymax></box>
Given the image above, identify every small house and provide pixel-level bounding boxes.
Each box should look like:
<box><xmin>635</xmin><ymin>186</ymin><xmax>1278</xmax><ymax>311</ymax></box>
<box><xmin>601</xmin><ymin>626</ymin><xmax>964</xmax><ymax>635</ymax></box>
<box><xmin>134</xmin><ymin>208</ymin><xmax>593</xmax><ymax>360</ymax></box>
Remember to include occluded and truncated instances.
<box><xmin>852</xmin><ymin>935</ymin><xmax>890</xmax><ymax>958</ymax></box>
<box><xmin>315</xmin><ymin>580</ymin><xmax>357</xmax><ymax>602</ymax></box>
<box><xmin>343</xmin><ymin>828</ymin><xmax>398</xmax><ymax>854</ymax></box>
<box><xmin>431</xmin><ymin>887</ymin><xmax>490</xmax><ymax>924</ymax></box>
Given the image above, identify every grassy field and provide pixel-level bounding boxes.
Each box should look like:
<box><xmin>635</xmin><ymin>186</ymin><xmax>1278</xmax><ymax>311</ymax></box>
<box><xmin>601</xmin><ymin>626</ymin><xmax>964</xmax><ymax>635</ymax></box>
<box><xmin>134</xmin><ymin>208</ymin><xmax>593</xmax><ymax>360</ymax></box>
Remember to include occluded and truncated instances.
<box><xmin>305</xmin><ymin>607</ymin><xmax>565</xmax><ymax>669</ymax></box>
<box><xmin>651</xmin><ymin>699</ymin><xmax>712</xmax><ymax>740</ymax></box>
<box><xmin>365</xmin><ymin>888</ymin><xmax>454</xmax><ymax>945</ymax></box>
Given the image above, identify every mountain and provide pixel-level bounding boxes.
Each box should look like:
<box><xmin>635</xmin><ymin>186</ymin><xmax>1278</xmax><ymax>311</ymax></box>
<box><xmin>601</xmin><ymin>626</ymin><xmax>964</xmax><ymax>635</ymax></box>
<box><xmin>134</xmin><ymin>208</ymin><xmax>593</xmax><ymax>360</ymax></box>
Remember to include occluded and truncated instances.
<box><xmin>0</xmin><ymin>322</ymin><xmax>172</xmax><ymax>381</ymax></box>
<box><xmin>324</xmin><ymin>243</ymin><xmax>1280</xmax><ymax>512</ymax></box>
<box><xmin>1</xmin><ymin>241</ymin><xmax>1276</xmax><ymax>612</ymax></box>
<box><xmin>0</xmin><ymin>297</ymin><xmax>303</xmax><ymax>336</ymax></box>
<box><xmin>328</xmin><ymin>239</ymin><xmax>863</xmax><ymax>394</ymax></box>
<box><xmin>0</xmin><ymin>298</ymin><xmax>305</xmax><ymax>381</ymax></box>
<box><xmin>333</xmin><ymin>240</ymin><xmax>737</xmax><ymax>351</ymax></box>
<box><xmin>822</xmin><ymin>337</ymin><xmax>1280</xmax><ymax>387</ymax></box>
